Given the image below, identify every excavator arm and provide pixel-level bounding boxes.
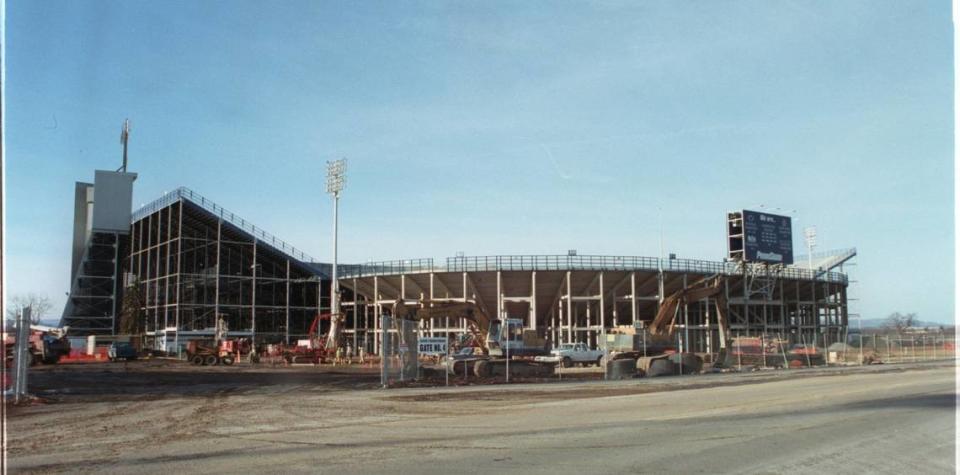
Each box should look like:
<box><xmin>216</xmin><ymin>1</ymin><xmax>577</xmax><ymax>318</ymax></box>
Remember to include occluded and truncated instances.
<box><xmin>648</xmin><ymin>274</ymin><xmax>729</xmax><ymax>349</ymax></box>
<box><xmin>391</xmin><ymin>300</ymin><xmax>493</xmax><ymax>353</ymax></box>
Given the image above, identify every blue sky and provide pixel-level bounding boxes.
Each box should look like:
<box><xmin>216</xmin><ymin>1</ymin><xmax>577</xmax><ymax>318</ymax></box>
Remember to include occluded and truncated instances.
<box><xmin>5</xmin><ymin>1</ymin><xmax>954</xmax><ymax>323</ymax></box>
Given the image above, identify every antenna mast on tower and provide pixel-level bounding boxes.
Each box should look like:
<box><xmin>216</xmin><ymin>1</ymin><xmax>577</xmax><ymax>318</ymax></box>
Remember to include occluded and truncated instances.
<box><xmin>120</xmin><ymin>119</ymin><xmax>131</xmax><ymax>172</ymax></box>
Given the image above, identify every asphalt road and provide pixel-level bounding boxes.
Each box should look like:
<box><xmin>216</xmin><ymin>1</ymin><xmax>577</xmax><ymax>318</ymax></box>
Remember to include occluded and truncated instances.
<box><xmin>7</xmin><ymin>362</ymin><xmax>956</xmax><ymax>474</ymax></box>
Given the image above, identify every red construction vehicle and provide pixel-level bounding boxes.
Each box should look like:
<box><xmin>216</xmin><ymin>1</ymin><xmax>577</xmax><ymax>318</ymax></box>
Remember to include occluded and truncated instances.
<box><xmin>185</xmin><ymin>338</ymin><xmax>253</xmax><ymax>366</ymax></box>
<box><xmin>273</xmin><ymin>312</ymin><xmax>342</xmax><ymax>364</ymax></box>
<box><xmin>184</xmin><ymin>317</ymin><xmax>255</xmax><ymax>366</ymax></box>
<box><xmin>3</xmin><ymin>324</ymin><xmax>71</xmax><ymax>366</ymax></box>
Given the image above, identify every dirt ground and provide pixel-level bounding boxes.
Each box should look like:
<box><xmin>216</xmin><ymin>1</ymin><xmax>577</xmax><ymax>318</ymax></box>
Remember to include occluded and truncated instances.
<box><xmin>4</xmin><ymin>359</ymin><xmax>956</xmax><ymax>474</ymax></box>
<box><xmin>18</xmin><ymin>359</ymin><xmax>384</xmax><ymax>404</ymax></box>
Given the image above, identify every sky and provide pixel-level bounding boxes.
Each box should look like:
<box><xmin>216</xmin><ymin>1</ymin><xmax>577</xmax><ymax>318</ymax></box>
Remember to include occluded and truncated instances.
<box><xmin>4</xmin><ymin>1</ymin><xmax>954</xmax><ymax>323</ymax></box>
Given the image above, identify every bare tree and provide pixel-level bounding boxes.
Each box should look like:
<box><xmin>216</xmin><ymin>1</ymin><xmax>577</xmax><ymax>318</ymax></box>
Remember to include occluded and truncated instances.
<box><xmin>884</xmin><ymin>312</ymin><xmax>917</xmax><ymax>335</ymax></box>
<box><xmin>118</xmin><ymin>282</ymin><xmax>145</xmax><ymax>336</ymax></box>
<box><xmin>6</xmin><ymin>293</ymin><xmax>52</xmax><ymax>324</ymax></box>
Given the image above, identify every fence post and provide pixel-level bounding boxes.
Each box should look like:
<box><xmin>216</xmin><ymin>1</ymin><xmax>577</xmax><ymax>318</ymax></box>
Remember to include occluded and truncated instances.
<box><xmin>380</xmin><ymin>314</ymin><xmax>388</xmax><ymax>388</ymax></box>
<box><xmin>13</xmin><ymin>307</ymin><xmax>33</xmax><ymax>404</ymax></box>
<box><xmin>800</xmin><ymin>333</ymin><xmax>811</xmax><ymax>367</ymax></box>
<box><xmin>760</xmin><ymin>333</ymin><xmax>766</xmax><ymax>368</ymax></box>
<box><xmin>736</xmin><ymin>334</ymin><xmax>742</xmax><ymax>371</ymax></box>
<box><xmin>859</xmin><ymin>333</ymin><xmax>863</xmax><ymax>366</ymax></box>
<box><xmin>778</xmin><ymin>333</ymin><xmax>788</xmax><ymax>368</ymax></box>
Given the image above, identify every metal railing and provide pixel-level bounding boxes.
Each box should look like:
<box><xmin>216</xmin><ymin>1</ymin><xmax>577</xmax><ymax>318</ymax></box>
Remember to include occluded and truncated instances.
<box><xmin>795</xmin><ymin>247</ymin><xmax>857</xmax><ymax>263</ymax></box>
<box><xmin>131</xmin><ymin>186</ymin><xmax>317</xmax><ymax>263</ymax></box>
<box><xmin>340</xmin><ymin>254</ymin><xmax>846</xmax><ymax>284</ymax></box>
<box><xmin>795</xmin><ymin>247</ymin><xmax>858</xmax><ymax>272</ymax></box>
<box><xmin>339</xmin><ymin>259</ymin><xmax>436</xmax><ymax>278</ymax></box>
<box><xmin>445</xmin><ymin>255</ymin><xmax>661</xmax><ymax>272</ymax></box>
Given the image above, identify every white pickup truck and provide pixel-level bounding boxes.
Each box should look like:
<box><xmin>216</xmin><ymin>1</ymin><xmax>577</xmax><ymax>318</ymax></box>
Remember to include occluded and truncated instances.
<box><xmin>534</xmin><ymin>342</ymin><xmax>605</xmax><ymax>367</ymax></box>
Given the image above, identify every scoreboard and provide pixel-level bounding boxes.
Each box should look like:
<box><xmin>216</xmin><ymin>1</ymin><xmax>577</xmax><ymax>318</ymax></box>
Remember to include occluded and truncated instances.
<box><xmin>728</xmin><ymin>210</ymin><xmax>794</xmax><ymax>265</ymax></box>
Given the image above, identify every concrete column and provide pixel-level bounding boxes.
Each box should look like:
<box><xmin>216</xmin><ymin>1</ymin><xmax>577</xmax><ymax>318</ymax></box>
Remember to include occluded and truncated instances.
<box><xmin>630</xmin><ymin>272</ymin><xmax>637</xmax><ymax>328</ymax></box>
<box><xmin>175</xmin><ymin>201</ymin><xmax>183</xmax><ymax>348</ymax></box>
<box><xmin>363</xmin><ymin>297</ymin><xmax>369</xmax><ymax>352</ymax></box>
<box><xmin>214</xmin><ymin>219</ymin><xmax>221</xmax><ymax>331</ymax></box>
<box><xmin>599</xmin><ymin>272</ymin><xmax>605</xmax><ymax>331</ymax></box>
<box><xmin>530</xmin><ymin>271</ymin><xmax>537</xmax><ymax>330</ymax></box>
<box><xmin>429</xmin><ymin>273</ymin><xmax>435</xmax><ymax>337</ymax></box>
<box><xmin>496</xmin><ymin>271</ymin><xmax>503</xmax><ymax>319</ymax></box>
<box><xmin>374</xmin><ymin>276</ymin><xmax>380</xmax><ymax>355</ymax></box>
<box><xmin>251</xmin><ymin>237</ymin><xmax>257</xmax><ymax>341</ymax></box>
<box><xmin>557</xmin><ymin>299</ymin><xmax>563</xmax><ymax>344</ymax></box>
<box><xmin>705</xmin><ymin>296</ymin><xmax>712</xmax><ymax>355</ymax></box>
<box><xmin>566</xmin><ymin>271</ymin><xmax>573</xmax><ymax>344</ymax></box>
<box><xmin>586</xmin><ymin>302</ymin><xmax>591</xmax><ymax>345</ymax></box>
<box><xmin>285</xmin><ymin>260</ymin><xmax>290</xmax><ymax>344</ymax></box>
<box><xmin>353</xmin><ymin>278</ymin><xmax>359</xmax><ymax>351</ymax></box>
<box><xmin>742</xmin><ymin>271</ymin><xmax>749</xmax><ymax>337</ymax></box>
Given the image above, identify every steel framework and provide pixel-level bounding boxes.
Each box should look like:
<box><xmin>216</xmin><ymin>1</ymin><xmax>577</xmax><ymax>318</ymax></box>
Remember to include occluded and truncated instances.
<box><xmin>128</xmin><ymin>192</ymin><xmax>330</xmax><ymax>352</ymax></box>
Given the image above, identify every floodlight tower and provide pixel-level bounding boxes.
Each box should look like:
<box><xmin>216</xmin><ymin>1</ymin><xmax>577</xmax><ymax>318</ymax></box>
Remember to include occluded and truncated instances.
<box><xmin>804</xmin><ymin>226</ymin><xmax>817</xmax><ymax>270</ymax></box>
<box><xmin>326</xmin><ymin>159</ymin><xmax>346</xmax><ymax>322</ymax></box>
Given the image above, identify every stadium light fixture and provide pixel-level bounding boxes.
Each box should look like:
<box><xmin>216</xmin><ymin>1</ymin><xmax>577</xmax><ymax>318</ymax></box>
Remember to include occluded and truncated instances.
<box><xmin>326</xmin><ymin>159</ymin><xmax>346</xmax><ymax>321</ymax></box>
<box><xmin>804</xmin><ymin>226</ymin><xmax>817</xmax><ymax>269</ymax></box>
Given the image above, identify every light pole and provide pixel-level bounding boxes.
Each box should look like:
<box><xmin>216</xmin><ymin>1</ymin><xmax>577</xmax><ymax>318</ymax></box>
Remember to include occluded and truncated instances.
<box><xmin>804</xmin><ymin>226</ymin><xmax>817</xmax><ymax>270</ymax></box>
<box><xmin>250</xmin><ymin>263</ymin><xmax>261</xmax><ymax>346</ymax></box>
<box><xmin>326</xmin><ymin>159</ymin><xmax>346</xmax><ymax>348</ymax></box>
<box><xmin>657</xmin><ymin>206</ymin><xmax>664</xmax><ymax>304</ymax></box>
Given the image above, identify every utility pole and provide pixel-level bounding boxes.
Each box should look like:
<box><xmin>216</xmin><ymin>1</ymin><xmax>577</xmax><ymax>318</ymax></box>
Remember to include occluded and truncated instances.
<box><xmin>326</xmin><ymin>159</ymin><xmax>346</xmax><ymax>350</ymax></box>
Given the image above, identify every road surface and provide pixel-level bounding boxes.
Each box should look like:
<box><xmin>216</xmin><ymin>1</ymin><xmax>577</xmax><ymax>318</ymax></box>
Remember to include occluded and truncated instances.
<box><xmin>7</xmin><ymin>362</ymin><xmax>956</xmax><ymax>474</ymax></box>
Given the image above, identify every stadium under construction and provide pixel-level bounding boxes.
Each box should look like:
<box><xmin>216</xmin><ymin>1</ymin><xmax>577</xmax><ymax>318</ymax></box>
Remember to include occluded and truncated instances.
<box><xmin>60</xmin><ymin>169</ymin><xmax>856</xmax><ymax>356</ymax></box>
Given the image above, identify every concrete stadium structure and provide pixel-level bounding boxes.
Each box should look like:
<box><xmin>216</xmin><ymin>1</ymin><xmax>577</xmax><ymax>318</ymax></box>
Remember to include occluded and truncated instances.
<box><xmin>337</xmin><ymin>254</ymin><xmax>853</xmax><ymax>355</ymax></box>
<box><xmin>62</xmin><ymin>175</ymin><xmax>853</xmax><ymax>355</ymax></box>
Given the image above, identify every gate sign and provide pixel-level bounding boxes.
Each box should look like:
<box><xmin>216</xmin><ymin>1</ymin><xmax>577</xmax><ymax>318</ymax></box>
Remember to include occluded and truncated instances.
<box><xmin>418</xmin><ymin>337</ymin><xmax>447</xmax><ymax>355</ymax></box>
<box><xmin>742</xmin><ymin>210</ymin><xmax>794</xmax><ymax>265</ymax></box>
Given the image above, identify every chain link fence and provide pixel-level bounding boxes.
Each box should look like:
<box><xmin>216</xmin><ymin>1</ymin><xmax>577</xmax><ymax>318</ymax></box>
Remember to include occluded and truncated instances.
<box><xmin>379</xmin><ymin>315</ymin><xmax>420</xmax><ymax>387</ymax></box>
<box><xmin>374</xmin><ymin>321</ymin><xmax>957</xmax><ymax>389</ymax></box>
<box><xmin>850</xmin><ymin>334</ymin><xmax>956</xmax><ymax>364</ymax></box>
